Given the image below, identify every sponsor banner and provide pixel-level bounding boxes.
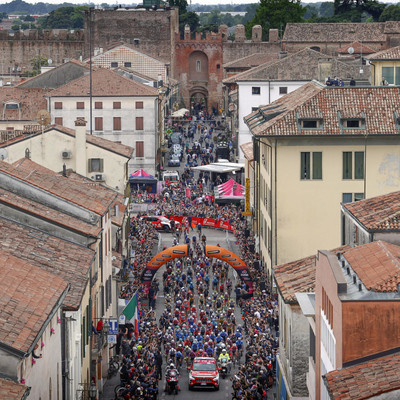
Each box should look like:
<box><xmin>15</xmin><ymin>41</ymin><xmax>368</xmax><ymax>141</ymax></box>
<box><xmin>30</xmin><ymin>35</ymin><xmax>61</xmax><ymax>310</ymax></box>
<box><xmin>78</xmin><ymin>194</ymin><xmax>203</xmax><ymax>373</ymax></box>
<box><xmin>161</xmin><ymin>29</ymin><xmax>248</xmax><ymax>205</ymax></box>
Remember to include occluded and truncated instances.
<box><xmin>167</xmin><ymin>216</ymin><xmax>234</xmax><ymax>231</ymax></box>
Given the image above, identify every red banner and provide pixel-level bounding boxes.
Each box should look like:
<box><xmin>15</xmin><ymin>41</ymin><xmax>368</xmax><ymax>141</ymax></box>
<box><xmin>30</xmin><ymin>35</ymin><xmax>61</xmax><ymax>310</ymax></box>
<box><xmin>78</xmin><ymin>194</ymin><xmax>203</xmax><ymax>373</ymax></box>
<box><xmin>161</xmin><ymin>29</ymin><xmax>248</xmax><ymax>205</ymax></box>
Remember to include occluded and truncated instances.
<box><xmin>167</xmin><ymin>216</ymin><xmax>234</xmax><ymax>231</ymax></box>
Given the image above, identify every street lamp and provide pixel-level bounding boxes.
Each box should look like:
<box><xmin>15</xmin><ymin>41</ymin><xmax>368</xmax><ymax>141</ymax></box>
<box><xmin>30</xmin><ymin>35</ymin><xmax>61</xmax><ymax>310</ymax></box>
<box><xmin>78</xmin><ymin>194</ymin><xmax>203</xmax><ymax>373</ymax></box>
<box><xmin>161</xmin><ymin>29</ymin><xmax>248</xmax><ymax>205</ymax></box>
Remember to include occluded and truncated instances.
<box><xmin>103</xmin><ymin>319</ymin><xmax>110</xmax><ymax>336</ymax></box>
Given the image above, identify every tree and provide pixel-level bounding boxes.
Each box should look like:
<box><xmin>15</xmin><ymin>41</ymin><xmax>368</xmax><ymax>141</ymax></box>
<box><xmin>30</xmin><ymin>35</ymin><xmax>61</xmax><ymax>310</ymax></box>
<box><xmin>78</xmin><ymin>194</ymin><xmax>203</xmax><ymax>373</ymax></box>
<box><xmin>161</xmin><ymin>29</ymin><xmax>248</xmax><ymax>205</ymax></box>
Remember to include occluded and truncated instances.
<box><xmin>30</xmin><ymin>55</ymin><xmax>48</xmax><ymax>75</ymax></box>
<box><xmin>179</xmin><ymin>11</ymin><xmax>200</xmax><ymax>34</ymax></box>
<box><xmin>245</xmin><ymin>0</ymin><xmax>305</xmax><ymax>41</ymax></box>
<box><xmin>379</xmin><ymin>4</ymin><xmax>400</xmax><ymax>21</ymax></box>
<box><xmin>169</xmin><ymin>0</ymin><xmax>188</xmax><ymax>15</ymax></box>
<box><xmin>334</xmin><ymin>0</ymin><xmax>384</xmax><ymax>20</ymax></box>
<box><xmin>39</xmin><ymin>6</ymin><xmax>88</xmax><ymax>30</ymax></box>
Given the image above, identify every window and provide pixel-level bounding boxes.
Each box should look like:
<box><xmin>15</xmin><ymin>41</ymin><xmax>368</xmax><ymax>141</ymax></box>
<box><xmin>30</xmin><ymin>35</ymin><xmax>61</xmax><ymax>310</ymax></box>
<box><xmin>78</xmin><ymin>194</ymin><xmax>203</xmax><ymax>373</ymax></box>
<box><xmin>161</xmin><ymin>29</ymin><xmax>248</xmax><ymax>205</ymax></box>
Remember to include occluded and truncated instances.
<box><xmin>252</xmin><ymin>107</ymin><xmax>258</xmax><ymax>112</ymax></box>
<box><xmin>355</xmin><ymin>151</ymin><xmax>364</xmax><ymax>179</ymax></box>
<box><xmin>252</xmin><ymin>87</ymin><xmax>261</xmax><ymax>95</ymax></box>
<box><xmin>136</xmin><ymin>141</ymin><xmax>144</xmax><ymax>157</ymax></box>
<box><xmin>5</xmin><ymin>103</ymin><xmax>18</xmax><ymax>110</ymax></box>
<box><xmin>300</xmin><ymin>119</ymin><xmax>323</xmax><ymax>129</ymax></box>
<box><xmin>95</xmin><ymin>102</ymin><xmax>103</xmax><ymax>109</ymax></box>
<box><xmin>217</xmin><ymin>64</ymin><xmax>220</xmax><ymax>71</ymax></box>
<box><xmin>124</xmin><ymin>62</ymin><xmax>132</xmax><ymax>67</ymax></box>
<box><xmin>341</xmin><ymin>118</ymin><xmax>365</xmax><ymax>129</ymax></box>
<box><xmin>111</xmin><ymin>62</ymin><xmax>118</xmax><ymax>68</ymax></box>
<box><xmin>382</xmin><ymin>67</ymin><xmax>394</xmax><ymax>85</ymax></box>
<box><xmin>88</xmin><ymin>158</ymin><xmax>103</xmax><ymax>172</ymax></box>
<box><xmin>136</xmin><ymin>117</ymin><xmax>144</xmax><ymax>130</ymax></box>
<box><xmin>95</xmin><ymin>117</ymin><xmax>103</xmax><ymax>131</ymax></box>
<box><xmin>54</xmin><ymin>101</ymin><xmax>62</xmax><ymax>109</ymax></box>
<box><xmin>343</xmin><ymin>151</ymin><xmax>364</xmax><ymax>180</ymax></box>
<box><xmin>313</xmin><ymin>152</ymin><xmax>322</xmax><ymax>179</ymax></box>
<box><xmin>113</xmin><ymin>117</ymin><xmax>121</xmax><ymax>131</ymax></box>
<box><xmin>342</xmin><ymin>193</ymin><xmax>365</xmax><ymax>203</ymax></box>
<box><xmin>301</xmin><ymin>152</ymin><xmax>310</xmax><ymax>179</ymax></box>
<box><xmin>113</xmin><ymin>102</ymin><xmax>121</xmax><ymax>109</ymax></box>
<box><xmin>76</xmin><ymin>102</ymin><xmax>84</xmax><ymax>109</ymax></box>
<box><xmin>301</xmin><ymin>152</ymin><xmax>322</xmax><ymax>180</ymax></box>
<box><xmin>279</xmin><ymin>87</ymin><xmax>288</xmax><ymax>95</ymax></box>
<box><xmin>54</xmin><ymin>117</ymin><xmax>63</xmax><ymax>125</ymax></box>
<box><xmin>196</xmin><ymin>60</ymin><xmax>201</xmax><ymax>72</ymax></box>
<box><xmin>136</xmin><ymin>101</ymin><xmax>143</xmax><ymax>109</ymax></box>
<box><xmin>342</xmin><ymin>152</ymin><xmax>352</xmax><ymax>179</ymax></box>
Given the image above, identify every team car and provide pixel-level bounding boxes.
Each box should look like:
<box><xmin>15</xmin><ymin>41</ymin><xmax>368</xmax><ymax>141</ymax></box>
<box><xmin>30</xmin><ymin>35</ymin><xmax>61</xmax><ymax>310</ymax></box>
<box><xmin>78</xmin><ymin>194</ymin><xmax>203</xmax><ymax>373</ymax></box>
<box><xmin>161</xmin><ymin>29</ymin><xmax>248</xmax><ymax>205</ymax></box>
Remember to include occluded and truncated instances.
<box><xmin>140</xmin><ymin>216</ymin><xmax>177</xmax><ymax>232</ymax></box>
<box><xmin>188</xmin><ymin>357</ymin><xmax>219</xmax><ymax>391</ymax></box>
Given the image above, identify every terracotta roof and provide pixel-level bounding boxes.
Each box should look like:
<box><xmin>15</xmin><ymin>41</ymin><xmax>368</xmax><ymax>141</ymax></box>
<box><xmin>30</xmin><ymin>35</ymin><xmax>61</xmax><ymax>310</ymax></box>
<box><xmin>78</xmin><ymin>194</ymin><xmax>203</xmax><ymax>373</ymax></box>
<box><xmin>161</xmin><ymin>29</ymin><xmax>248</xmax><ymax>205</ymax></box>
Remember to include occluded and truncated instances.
<box><xmin>224</xmin><ymin>48</ymin><xmax>362</xmax><ymax>84</ymax></box>
<box><xmin>63</xmin><ymin>170</ymin><xmax>127</xmax><ymax>227</ymax></box>
<box><xmin>282</xmin><ymin>22</ymin><xmax>399</xmax><ymax>43</ymax></box>
<box><xmin>367</xmin><ymin>45</ymin><xmax>400</xmax><ymax>60</ymax></box>
<box><xmin>343</xmin><ymin>191</ymin><xmax>400</xmax><ymax>231</ymax></box>
<box><xmin>0</xmin><ymin>248</ymin><xmax>68</xmax><ymax>353</ymax></box>
<box><xmin>0</xmin><ymin>188</ymin><xmax>101</xmax><ymax>238</ymax></box>
<box><xmin>274</xmin><ymin>246</ymin><xmax>349</xmax><ymax>302</ymax></box>
<box><xmin>336</xmin><ymin>41</ymin><xmax>376</xmax><ymax>54</ymax></box>
<box><xmin>0</xmin><ymin>87</ymin><xmax>49</xmax><ymax>121</ymax></box>
<box><xmin>324</xmin><ymin>351</ymin><xmax>400</xmax><ymax>400</ymax></box>
<box><xmin>0</xmin><ymin>378</ymin><xmax>28</xmax><ymax>400</ymax></box>
<box><xmin>245</xmin><ymin>82</ymin><xmax>400</xmax><ymax>137</ymax></box>
<box><xmin>0</xmin><ymin>216</ymin><xmax>94</xmax><ymax>310</ymax></box>
<box><xmin>223</xmin><ymin>52</ymin><xmax>279</xmax><ymax>70</ymax></box>
<box><xmin>342</xmin><ymin>241</ymin><xmax>400</xmax><ymax>292</ymax></box>
<box><xmin>49</xmin><ymin>67</ymin><xmax>159</xmax><ymax>97</ymax></box>
<box><xmin>240</xmin><ymin>142</ymin><xmax>253</xmax><ymax>161</ymax></box>
<box><xmin>0</xmin><ymin>159</ymin><xmax>117</xmax><ymax>216</ymax></box>
<box><xmin>52</xmin><ymin>125</ymin><xmax>133</xmax><ymax>158</ymax></box>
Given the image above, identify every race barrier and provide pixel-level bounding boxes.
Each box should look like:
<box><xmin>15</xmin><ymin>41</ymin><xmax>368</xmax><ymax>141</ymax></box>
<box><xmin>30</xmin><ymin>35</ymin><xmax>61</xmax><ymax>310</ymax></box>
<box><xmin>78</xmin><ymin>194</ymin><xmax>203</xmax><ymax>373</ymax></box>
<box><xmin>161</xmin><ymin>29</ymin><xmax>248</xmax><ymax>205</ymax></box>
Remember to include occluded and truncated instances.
<box><xmin>167</xmin><ymin>216</ymin><xmax>234</xmax><ymax>231</ymax></box>
<box><xmin>142</xmin><ymin>244</ymin><xmax>253</xmax><ymax>293</ymax></box>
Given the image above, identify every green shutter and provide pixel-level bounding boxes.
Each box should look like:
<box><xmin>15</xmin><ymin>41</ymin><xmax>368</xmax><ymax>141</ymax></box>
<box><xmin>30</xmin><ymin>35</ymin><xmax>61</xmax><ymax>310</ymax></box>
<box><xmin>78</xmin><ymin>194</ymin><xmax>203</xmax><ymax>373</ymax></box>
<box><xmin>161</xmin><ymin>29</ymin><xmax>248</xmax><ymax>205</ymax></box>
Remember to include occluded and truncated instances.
<box><xmin>355</xmin><ymin>152</ymin><xmax>364</xmax><ymax>179</ymax></box>
<box><xmin>301</xmin><ymin>152</ymin><xmax>310</xmax><ymax>180</ymax></box>
<box><xmin>312</xmin><ymin>152</ymin><xmax>322</xmax><ymax>179</ymax></box>
<box><xmin>343</xmin><ymin>152</ymin><xmax>352</xmax><ymax>179</ymax></box>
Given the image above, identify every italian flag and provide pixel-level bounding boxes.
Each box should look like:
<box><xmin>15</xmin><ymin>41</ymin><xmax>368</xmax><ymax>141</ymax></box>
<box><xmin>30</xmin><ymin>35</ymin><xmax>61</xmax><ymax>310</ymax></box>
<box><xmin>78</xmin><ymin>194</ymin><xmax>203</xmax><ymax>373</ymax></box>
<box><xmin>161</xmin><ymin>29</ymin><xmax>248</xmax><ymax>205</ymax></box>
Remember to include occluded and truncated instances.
<box><xmin>122</xmin><ymin>291</ymin><xmax>139</xmax><ymax>339</ymax></box>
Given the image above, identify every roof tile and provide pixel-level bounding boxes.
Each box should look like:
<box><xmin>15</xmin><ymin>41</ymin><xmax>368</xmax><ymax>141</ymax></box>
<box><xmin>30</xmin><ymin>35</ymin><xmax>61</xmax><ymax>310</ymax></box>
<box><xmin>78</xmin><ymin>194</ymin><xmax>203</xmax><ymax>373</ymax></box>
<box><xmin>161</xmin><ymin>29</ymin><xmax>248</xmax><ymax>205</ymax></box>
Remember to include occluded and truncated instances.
<box><xmin>324</xmin><ymin>351</ymin><xmax>400</xmax><ymax>400</ymax></box>
<box><xmin>49</xmin><ymin>67</ymin><xmax>159</xmax><ymax>97</ymax></box>
<box><xmin>0</xmin><ymin>378</ymin><xmax>28</xmax><ymax>400</ymax></box>
<box><xmin>0</xmin><ymin>248</ymin><xmax>67</xmax><ymax>352</ymax></box>
<box><xmin>0</xmin><ymin>216</ymin><xmax>94</xmax><ymax>310</ymax></box>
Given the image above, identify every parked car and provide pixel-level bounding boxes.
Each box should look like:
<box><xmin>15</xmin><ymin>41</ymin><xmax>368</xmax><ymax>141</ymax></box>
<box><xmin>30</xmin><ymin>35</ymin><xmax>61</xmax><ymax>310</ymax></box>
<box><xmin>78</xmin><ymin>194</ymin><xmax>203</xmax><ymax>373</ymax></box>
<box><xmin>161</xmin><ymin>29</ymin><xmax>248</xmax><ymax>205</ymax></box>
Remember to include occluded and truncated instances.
<box><xmin>140</xmin><ymin>216</ymin><xmax>177</xmax><ymax>232</ymax></box>
<box><xmin>188</xmin><ymin>357</ymin><xmax>219</xmax><ymax>391</ymax></box>
<box><xmin>168</xmin><ymin>154</ymin><xmax>181</xmax><ymax>167</ymax></box>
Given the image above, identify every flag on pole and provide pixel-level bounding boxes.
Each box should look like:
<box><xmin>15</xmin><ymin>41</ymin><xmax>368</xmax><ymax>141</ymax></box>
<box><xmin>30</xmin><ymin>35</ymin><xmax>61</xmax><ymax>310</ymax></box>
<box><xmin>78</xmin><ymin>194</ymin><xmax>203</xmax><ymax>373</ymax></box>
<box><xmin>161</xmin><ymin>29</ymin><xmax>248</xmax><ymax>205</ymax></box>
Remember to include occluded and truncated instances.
<box><xmin>122</xmin><ymin>291</ymin><xmax>139</xmax><ymax>339</ymax></box>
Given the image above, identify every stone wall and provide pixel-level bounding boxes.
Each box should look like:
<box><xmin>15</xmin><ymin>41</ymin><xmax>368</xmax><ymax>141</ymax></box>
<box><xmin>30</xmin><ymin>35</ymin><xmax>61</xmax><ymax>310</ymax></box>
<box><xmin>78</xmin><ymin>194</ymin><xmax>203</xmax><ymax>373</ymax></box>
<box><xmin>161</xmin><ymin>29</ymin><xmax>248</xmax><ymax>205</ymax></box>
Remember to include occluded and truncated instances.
<box><xmin>0</xmin><ymin>30</ymin><xmax>84</xmax><ymax>74</ymax></box>
<box><xmin>84</xmin><ymin>8</ymin><xmax>179</xmax><ymax>68</ymax></box>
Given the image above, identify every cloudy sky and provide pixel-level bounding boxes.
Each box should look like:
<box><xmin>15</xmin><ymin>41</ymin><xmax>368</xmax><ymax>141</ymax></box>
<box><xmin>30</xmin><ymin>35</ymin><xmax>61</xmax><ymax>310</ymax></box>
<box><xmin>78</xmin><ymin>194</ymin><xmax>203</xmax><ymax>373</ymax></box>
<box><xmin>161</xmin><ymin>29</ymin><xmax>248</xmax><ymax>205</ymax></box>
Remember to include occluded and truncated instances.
<box><xmin>22</xmin><ymin>0</ymin><xmax>324</xmax><ymax>5</ymax></box>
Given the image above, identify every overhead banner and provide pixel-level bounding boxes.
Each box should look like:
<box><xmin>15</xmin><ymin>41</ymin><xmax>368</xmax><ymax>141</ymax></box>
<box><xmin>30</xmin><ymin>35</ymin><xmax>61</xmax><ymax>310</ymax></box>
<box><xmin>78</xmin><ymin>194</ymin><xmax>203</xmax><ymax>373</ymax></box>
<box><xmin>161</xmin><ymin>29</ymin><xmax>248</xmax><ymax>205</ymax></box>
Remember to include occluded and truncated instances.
<box><xmin>167</xmin><ymin>216</ymin><xmax>234</xmax><ymax>231</ymax></box>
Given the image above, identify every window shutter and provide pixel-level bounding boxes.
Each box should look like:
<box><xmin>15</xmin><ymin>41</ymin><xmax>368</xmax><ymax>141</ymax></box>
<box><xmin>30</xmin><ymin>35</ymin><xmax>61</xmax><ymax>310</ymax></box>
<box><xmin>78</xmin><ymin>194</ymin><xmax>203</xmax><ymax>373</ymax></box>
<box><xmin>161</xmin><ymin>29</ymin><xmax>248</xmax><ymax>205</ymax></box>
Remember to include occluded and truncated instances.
<box><xmin>99</xmin><ymin>159</ymin><xmax>104</xmax><ymax>172</ymax></box>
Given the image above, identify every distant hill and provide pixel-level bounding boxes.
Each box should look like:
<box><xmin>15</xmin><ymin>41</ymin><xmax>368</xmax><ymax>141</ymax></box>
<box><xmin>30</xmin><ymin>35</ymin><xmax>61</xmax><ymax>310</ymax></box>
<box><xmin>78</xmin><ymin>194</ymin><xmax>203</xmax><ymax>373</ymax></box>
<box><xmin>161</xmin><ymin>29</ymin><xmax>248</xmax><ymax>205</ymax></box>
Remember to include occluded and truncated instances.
<box><xmin>0</xmin><ymin>0</ymin><xmax>77</xmax><ymax>15</ymax></box>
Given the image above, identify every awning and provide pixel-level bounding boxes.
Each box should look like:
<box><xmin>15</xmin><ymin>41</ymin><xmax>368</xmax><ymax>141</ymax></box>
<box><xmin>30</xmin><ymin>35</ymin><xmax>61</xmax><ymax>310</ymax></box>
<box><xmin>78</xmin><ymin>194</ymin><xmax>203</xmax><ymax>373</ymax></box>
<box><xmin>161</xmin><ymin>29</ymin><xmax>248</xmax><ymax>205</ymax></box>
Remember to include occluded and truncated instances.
<box><xmin>171</xmin><ymin>108</ymin><xmax>189</xmax><ymax>118</ymax></box>
<box><xmin>191</xmin><ymin>161</ymin><xmax>244</xmax><ymax>174</ymax></box>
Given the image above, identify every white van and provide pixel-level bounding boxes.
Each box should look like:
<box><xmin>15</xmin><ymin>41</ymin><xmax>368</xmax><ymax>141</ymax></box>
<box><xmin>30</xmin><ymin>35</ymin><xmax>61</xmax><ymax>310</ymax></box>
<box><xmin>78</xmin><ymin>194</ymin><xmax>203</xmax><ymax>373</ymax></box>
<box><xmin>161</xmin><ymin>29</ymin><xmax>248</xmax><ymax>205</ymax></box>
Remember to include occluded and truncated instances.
<box><xmin>162</xmin><ymin>170</ymin><xmax>179</xmax><ymax>182</ymax></box>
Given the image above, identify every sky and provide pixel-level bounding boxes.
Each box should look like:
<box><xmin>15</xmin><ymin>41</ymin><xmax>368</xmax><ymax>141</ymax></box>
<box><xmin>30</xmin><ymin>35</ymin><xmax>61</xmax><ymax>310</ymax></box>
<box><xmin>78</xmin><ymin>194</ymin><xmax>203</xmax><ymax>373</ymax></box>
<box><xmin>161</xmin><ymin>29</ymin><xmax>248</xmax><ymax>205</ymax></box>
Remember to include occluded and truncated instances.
<box><xmin>21</xmin><ymin>0</ymin><xmax>326</xmax><ymax>5</ymax></box>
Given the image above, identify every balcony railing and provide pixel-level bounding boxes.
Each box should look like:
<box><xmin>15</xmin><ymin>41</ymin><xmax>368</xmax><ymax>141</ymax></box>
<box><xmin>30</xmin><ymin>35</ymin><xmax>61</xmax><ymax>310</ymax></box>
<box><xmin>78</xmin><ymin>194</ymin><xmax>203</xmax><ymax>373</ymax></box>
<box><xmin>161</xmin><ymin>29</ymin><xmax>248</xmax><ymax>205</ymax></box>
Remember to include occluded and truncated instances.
<box><xmin>0</xmin><ymin>125</ymin><xmax>42</xmax><ymax>144</ymax></box>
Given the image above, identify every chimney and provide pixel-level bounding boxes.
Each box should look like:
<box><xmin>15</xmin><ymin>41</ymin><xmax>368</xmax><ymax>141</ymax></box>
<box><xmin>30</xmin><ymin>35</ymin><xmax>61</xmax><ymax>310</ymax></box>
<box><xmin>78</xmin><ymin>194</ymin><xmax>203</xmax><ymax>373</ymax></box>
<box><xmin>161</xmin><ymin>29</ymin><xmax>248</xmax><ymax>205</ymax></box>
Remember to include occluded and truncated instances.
<box><xmin>75</xmin><ymin>117</ymin><xmax>87</xmax><ymax>177</ymax></box>
<box><xmin>62</xmin><ymin>163</ymin><xmax>67</xmax><ymax>177</ymax></box>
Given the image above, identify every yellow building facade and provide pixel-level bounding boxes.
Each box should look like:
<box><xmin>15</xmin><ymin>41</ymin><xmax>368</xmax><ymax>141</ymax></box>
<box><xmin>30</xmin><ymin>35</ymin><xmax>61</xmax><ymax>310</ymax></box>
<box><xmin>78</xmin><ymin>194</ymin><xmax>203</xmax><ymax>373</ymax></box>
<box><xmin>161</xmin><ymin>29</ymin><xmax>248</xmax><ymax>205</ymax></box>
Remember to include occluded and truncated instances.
<box><xmin>246</xmin><ymin>82</ymin><xmax>400</xmax><ymax>275</ymax></box>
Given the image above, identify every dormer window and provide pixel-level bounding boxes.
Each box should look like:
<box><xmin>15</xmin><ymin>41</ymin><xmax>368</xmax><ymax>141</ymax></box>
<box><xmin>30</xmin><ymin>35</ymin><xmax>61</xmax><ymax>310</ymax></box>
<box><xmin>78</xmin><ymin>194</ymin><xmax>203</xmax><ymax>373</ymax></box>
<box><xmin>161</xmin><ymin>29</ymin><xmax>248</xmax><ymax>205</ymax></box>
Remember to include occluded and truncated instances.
<box><xmin>298</xmin><ymin>118</ymin><xmax>323</xmax><ymax>129</ymax></box>
<box><xmin>341</xmin><ymin>118</ymin><xmax>365</xmax><ymax>129</ymax></box>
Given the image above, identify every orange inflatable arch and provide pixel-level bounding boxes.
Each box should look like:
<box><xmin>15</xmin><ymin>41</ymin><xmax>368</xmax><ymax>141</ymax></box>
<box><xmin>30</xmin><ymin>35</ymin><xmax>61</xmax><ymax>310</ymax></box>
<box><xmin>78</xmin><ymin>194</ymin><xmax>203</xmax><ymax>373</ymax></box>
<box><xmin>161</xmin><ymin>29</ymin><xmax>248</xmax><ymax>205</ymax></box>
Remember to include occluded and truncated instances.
<box><xmin>142</xmin><ymin>244</ymin><xmax>253</xmax><ymax>293</ymax></box>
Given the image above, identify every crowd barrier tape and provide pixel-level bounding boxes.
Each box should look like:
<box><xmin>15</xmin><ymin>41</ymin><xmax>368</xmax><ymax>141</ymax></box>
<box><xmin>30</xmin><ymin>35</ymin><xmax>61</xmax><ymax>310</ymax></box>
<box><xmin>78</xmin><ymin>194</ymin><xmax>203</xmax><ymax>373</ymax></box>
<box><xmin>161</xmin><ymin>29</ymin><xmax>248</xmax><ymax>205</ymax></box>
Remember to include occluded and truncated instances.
<box><xmin>167</xmin><ymin>216</ymin><xmax>234</xmax><ymax>231</ymax></box>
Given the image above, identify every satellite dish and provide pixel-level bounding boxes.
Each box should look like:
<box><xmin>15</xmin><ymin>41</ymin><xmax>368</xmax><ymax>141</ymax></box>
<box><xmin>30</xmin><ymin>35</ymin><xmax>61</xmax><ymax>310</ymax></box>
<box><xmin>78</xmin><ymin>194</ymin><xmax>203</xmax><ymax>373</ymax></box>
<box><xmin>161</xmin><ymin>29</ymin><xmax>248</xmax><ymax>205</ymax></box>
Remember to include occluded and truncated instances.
<box><xmin>348</xmin><ymin>47</ymin><xmax>355</xmax><ymax>55</ymax></box>
<box><xmin>0</xmin><ymin>148</ymin><xmax>8</xmax><ymax>161</ymax></box>
<box><xmin>48</xmin><ymin>58</ymin><xmax>52</xmax><ymax>65</ymax></box>
<box><xmin>36</xmin><ymin>109</ymin><xmax>51</xmax><ymax>126</ymax></box>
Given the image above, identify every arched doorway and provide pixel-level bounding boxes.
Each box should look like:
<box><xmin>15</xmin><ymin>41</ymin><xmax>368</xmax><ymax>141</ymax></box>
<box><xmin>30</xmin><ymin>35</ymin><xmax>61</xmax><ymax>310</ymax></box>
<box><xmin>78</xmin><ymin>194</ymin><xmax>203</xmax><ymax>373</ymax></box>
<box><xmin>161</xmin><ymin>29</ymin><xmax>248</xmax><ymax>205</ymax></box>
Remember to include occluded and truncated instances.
<box><xmin>190</xmin><ymin>86</ymin><xmax>208</xmax><ymax>115</ymax></box>
<box><xmin>142</xmin><ymin>244</ymin><xmax>253</xmax><ymax>293</ymax></box>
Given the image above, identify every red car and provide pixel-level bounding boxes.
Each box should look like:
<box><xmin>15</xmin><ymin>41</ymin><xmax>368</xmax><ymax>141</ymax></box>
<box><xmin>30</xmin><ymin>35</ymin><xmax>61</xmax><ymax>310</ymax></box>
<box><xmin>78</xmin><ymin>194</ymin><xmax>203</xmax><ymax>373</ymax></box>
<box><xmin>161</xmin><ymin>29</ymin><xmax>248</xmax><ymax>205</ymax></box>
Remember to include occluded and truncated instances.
<box><xmin>188</xmin><ymin>357</ymin><xmax>219</xmax><ymax>390</ymax></box>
